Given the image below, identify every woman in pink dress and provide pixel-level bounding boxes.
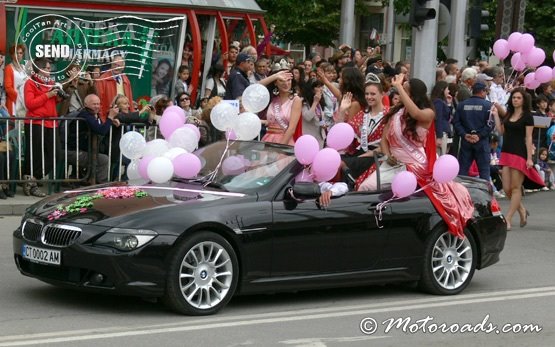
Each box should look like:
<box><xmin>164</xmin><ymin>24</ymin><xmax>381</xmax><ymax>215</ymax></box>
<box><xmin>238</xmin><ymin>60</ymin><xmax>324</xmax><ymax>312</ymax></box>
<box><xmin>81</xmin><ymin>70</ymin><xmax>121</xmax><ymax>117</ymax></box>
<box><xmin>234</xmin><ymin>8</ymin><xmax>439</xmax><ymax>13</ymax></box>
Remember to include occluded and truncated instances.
<box><xmin>262</xmin><ymin>68</ymin><xmax>302</xmax><ymax>146</ymax></box>
<box><xmin>360</xmin><ymin>74</ymin><xmax>474</xmax><ymax>239</ymax></box>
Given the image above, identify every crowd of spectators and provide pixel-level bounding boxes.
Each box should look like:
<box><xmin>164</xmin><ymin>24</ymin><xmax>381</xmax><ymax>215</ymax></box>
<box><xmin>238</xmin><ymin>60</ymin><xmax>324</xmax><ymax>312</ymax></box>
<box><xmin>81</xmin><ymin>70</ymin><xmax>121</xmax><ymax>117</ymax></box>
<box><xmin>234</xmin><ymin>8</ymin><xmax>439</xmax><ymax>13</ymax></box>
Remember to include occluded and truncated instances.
<box><xmin>1</xmin><ymin>33</ymin><xmax>555</xmax><ymax>203</ymax></box>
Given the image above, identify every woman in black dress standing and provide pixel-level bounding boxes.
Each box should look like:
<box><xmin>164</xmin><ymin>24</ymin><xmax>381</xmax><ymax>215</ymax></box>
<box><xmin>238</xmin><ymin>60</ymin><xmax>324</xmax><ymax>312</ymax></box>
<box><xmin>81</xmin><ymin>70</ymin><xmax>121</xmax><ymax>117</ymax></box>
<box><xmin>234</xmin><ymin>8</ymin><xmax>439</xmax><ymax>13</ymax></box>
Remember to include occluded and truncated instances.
<box><xmin>493</xmin><ymin>88</ymin><xmax>544</xmax><ymax>230</ymax></box>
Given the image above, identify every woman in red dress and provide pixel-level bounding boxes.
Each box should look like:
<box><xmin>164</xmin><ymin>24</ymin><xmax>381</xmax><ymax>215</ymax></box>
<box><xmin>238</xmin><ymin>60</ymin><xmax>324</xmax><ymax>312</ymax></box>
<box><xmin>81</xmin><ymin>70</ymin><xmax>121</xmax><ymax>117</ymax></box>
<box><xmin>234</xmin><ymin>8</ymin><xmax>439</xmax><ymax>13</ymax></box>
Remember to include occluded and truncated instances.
<box><xmin>493</xmin><ymin>88</ymin><xmax>544</xmax><ymax>230</ymax></box>
<box><xmin>344</xmin><ymin>74</ymin><xmax>389</xmax><ymax>189</ymax></box>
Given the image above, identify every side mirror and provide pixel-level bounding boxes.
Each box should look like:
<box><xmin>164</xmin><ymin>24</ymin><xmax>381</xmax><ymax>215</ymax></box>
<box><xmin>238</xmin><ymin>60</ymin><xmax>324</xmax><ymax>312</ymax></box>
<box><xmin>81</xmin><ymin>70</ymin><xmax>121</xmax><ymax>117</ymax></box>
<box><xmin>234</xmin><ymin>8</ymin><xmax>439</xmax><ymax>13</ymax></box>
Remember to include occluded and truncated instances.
<box><xmin>291</xmin><ymin>182</ymin><xmax>321</xmax><ymax>200</ymax></box>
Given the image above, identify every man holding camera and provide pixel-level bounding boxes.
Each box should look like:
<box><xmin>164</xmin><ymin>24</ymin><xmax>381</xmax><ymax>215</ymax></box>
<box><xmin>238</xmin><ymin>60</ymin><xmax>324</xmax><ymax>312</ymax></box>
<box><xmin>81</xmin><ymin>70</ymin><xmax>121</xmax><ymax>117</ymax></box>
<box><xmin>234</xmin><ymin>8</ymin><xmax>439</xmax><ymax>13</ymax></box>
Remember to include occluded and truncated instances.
<box><xmin>22</xmin><ymin>57</ymin><xmax>62</xmax><ymax>196</ymax></box>
<box><xmin>58</xmin><ymin>64</ymin><xmax>96</xmax><ymax>116</ymax></box>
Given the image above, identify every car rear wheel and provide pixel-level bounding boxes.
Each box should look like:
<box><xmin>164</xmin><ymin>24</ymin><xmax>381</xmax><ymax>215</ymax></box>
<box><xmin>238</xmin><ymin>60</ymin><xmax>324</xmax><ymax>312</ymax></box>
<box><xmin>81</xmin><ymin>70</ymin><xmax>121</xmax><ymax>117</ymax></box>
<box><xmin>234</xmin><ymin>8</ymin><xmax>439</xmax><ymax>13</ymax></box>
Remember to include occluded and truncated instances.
<box><xmin>164</xmin><ymin>231</ymin><xmax>238</xmax><ymax>315</ymax></box>
<box><xmin>419</xmin><ymin>227</ymin><xmax>476</xmax><ymax>295</ymax></box>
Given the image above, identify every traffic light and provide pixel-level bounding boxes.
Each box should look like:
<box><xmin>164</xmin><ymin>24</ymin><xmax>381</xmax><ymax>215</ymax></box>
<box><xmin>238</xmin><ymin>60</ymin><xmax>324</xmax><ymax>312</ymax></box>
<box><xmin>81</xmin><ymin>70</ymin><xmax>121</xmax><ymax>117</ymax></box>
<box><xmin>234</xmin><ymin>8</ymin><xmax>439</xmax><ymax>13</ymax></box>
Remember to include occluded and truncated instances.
<box><xmin>409</xmin><ymin>0</ymin><xmax>437</xmax><ymax>28</ymax></box>
<box><xmin>469</xmin><ymin>5</ymin><xmax>489</xmax><ymax>39</ymax></box>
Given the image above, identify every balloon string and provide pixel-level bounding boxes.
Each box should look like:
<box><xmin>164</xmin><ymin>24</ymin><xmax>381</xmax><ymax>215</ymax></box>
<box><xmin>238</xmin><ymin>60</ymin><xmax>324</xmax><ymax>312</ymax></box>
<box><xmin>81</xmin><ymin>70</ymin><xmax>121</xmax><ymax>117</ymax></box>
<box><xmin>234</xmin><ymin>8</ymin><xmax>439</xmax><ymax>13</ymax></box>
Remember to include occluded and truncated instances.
<box><xmin>374</xmin><ymin>182</ymin><xmax>433</xmax><ymax>227</ymax></box>
<box><xmin>201</xmin><ymin>135</ymin><xmax>235</xmax><ymax>185</ymax></box>
<box><xmin>414</xmin><ymin>182</ymin><xmax>432</xmax><ymax>194</ymax></box>
<box><xmin>374</xmin><ymin>196</ymin><xmax>396</xmax><ymax>228</ymax></box>
<box><xmin>507</xmin><ymin>68</ymin><xmax>529</xmax><ymax>89</ymax></box>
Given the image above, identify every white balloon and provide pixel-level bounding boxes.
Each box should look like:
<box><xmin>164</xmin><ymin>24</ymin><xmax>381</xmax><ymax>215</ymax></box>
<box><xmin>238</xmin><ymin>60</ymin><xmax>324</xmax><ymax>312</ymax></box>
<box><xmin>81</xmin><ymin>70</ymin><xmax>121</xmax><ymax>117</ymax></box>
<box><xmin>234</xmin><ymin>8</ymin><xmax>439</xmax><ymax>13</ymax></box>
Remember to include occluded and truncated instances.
<box><xmin>210</xmin><ymin>102</ymin><xmax>238</xmax><ymax>131</ymax></box>
<box><xmin>119</xmin><ymin>131</ymin><xmax>146</xmax><ymax>160</ymax></box>
<box><xmin>147</xmin><ymin>157</ymin><xmax>174</xmax><ymax>184</ymax></box>
<box><xmin>235</xmin><ymin>112</ymin><xmax>262</xmax><ymax>140</ymax></box>
<box><xmin>169</xmin><ymin>126</ymin><xmax>199</xmax><ymax>152</ymax></box>
<box><xmin>242</xmin><ymin>84</ymin><xmax>270</xmax><ymax>113</ymax></box>
<box><xmin>127</xmin><ymin>159</ymin><xmax>141</xmax><ymax>180</ymax></box>
<box><xmin>164</xmin><ymin>147</ymin><xmax>188</xmax><ymax>160</ymax></box>
<box><xmin>143</xmin><ymin>139</ymin><xmax>171</xmax><ymax>157</ymax></box>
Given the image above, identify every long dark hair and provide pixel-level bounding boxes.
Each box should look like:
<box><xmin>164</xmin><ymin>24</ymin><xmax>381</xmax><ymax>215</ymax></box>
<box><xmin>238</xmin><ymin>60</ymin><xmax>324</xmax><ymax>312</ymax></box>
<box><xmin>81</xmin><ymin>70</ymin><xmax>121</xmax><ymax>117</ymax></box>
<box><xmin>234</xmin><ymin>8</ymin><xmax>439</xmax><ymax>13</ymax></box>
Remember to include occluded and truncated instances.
<box><xmin>384</xmin><ymin>78</ymin><xmax>433</xmax><ymax>142</ymax></box>
<box><xmin>430</xmin><ymin>80</ymin><xmax>449</xmax><ymax>101</ymax></box>
<box><xmin>507</xmin><ymin>87</ymin><xmax>532</xmax><ymax>117</ymax></box>
<box><xmin>209</xmin><ymin>63</ymin><xmax>224</xmax><ymax>79</ymax></box>
<box><xmin>340</xmin><ymin>66</ymin><xmax>367</xmax><ymax>109</ymax></box>
<box><xmin>267</xmin><ymin>68</ymin><xmax>297</xmax><ymax>100</ymax></box>
<box><xmin>301</xmin><ymin>78</ymin><xmax>325</xmax><ymax>108</ymax></box>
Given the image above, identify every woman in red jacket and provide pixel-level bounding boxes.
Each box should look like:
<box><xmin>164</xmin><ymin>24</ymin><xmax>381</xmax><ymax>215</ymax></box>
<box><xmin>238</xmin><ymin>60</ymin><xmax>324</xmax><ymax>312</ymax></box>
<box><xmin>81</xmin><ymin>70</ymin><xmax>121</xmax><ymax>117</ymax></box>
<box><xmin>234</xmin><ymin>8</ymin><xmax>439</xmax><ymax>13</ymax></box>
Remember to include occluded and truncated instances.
<box><xmin>23</xmin><ymin>58</ymin><xmax>60</xmax><ymax>197</ymax></box>
<box><xmin>3</xmin><ymin>44</ymin><xmax>27</xmax><ymax>116</ymax></box>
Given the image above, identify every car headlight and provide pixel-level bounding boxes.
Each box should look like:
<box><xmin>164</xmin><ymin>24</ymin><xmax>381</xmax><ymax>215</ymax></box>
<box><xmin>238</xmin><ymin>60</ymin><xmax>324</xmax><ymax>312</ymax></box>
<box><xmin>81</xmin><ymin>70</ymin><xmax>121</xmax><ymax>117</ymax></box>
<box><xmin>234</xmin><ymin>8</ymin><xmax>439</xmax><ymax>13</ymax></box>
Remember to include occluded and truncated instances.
<box><xmin>93</xmin><ymin>228</ymin><xmax>158</xmax><ymax>251</ymax></box>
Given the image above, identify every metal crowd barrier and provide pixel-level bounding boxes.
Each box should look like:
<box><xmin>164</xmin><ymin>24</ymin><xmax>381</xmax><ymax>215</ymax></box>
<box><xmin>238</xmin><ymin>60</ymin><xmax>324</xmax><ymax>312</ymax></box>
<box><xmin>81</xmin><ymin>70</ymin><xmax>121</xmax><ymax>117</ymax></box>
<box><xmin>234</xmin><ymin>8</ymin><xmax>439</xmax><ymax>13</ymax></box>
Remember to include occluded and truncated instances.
<box><xmin>0</xmin><ymin>116</ymin><xmax>159</xmax><ymax>191</ymax></box>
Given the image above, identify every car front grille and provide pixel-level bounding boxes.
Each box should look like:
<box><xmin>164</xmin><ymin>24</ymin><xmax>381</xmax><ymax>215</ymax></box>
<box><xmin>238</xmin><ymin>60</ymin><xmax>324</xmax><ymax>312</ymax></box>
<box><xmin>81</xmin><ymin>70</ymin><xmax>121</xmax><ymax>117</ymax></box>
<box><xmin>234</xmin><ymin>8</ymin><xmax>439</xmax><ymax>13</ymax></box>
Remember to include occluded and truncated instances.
<box><xmin>21</xmin><ymin>219</ymin><xmax>82</xmax><ymax>248</ymax></box>
<box><xmin>42</xmin><ymin>225</ymin><xmax>82</xmax><ymax>247</ymax></box>
<box><xmin>22</xmin><ymin>220</ymin><xmax>43</xmax><ymax>242</ymax></box>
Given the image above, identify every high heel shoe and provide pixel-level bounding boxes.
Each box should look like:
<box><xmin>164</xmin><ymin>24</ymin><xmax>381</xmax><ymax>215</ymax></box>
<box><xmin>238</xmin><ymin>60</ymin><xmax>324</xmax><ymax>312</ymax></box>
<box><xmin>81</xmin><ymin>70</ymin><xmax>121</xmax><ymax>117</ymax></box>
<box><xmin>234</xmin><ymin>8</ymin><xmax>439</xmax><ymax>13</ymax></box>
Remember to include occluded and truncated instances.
<box><xmin>520</xmin><ymin>209</ymin><xmax>530</xmax><ymax>228</ymax></box>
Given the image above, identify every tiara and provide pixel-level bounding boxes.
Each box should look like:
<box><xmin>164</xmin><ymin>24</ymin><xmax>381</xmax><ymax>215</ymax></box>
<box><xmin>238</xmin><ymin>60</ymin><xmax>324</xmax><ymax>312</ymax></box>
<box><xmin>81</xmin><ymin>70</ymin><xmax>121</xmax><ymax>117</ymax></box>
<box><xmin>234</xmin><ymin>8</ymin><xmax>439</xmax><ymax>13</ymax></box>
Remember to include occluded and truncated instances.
<box><xmin>271</xmin><ymin>59</ymin><xmax>290</xmax><ymax>72</ymax></box>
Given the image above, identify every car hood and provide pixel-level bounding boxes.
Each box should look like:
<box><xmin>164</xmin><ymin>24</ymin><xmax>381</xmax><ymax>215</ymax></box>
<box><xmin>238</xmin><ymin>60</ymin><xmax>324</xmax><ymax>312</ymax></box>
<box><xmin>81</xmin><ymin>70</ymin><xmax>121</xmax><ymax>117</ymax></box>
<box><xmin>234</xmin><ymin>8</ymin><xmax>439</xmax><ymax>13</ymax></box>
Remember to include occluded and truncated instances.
<box><xmin>27</xmin><ymin>182</ymin><xmax>246</xmax><ymax>225</ymax></box>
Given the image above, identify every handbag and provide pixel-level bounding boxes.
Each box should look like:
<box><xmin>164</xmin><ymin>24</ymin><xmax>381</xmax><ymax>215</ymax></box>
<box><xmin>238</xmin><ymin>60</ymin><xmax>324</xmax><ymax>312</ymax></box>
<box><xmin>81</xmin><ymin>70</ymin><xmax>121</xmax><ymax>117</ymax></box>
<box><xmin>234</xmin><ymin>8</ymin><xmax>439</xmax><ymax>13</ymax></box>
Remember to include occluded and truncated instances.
<box><xmin>0</xmin><ymin>140</ymin><xmax>11</xmax><ymax>152</ymax></box>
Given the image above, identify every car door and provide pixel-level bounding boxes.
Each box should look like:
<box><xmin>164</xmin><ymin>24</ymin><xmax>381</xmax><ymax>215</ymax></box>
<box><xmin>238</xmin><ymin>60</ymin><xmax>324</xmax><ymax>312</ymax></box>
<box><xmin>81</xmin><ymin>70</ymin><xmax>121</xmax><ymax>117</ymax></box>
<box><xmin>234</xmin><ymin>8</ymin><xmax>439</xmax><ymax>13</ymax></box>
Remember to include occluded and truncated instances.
<box><xmin>270</xmin><ymin>189</ymin><xmax>389</xmax><ymax>278</ymax></box>
<box><xmin>377</xmin><ymin>190</ymin><xmax>437</xmax><ymax>269</ymax></box>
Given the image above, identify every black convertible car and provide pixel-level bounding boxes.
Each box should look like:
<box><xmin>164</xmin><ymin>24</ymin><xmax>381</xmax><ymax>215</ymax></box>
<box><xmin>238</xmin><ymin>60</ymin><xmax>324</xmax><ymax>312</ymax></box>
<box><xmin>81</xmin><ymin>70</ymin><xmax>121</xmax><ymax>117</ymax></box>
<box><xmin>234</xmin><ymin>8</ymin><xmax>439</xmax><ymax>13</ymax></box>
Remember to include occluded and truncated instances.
<box><xmin>13</xmin><ymin>141</ymin><xmax>507</xmax><ymax>315</ymax></box>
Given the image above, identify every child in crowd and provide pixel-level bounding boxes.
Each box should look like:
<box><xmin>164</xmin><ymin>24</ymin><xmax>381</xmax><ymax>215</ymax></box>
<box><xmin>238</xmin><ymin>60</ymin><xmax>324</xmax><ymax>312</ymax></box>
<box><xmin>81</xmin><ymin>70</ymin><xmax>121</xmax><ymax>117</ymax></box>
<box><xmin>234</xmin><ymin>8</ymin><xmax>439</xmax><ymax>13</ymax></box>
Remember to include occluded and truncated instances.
<box><xmin>174</xmin><ymin>65</ymin><xmax>191</xmax><ymax>96</ymax></box>
<box><xmin>535</xmin><ymin>147</ymin><xmax>554</xmax><ymax>190</ymax></box>
<box><xmin>316</xmin><ymin>62</ymin><xmax>341</xmax><ymax>132</ymax></box>
<box><xmin>490</xmin><ymin>135</ymin><xmax>504</xmax><ymax>197</ymax></box>
<box><xmin>534</xmin><ymin>94</ymin><xmax>548</xmax><ymax>117</ymax></box>
<box><xmin>547</xmin><ymin>99</ymin><xmax>555</xmax><ymax>123</ymax></box>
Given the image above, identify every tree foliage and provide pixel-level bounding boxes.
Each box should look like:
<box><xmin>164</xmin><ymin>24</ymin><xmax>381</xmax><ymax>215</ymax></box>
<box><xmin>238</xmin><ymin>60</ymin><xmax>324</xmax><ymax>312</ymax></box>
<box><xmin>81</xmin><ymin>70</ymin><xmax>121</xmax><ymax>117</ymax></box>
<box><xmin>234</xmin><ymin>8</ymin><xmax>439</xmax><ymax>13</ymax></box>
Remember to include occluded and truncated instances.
<box><xmin>256</xmin><ymin>0</ymin><xmax>370</xmax><ymax>49</ymax></box>
<box><xmin>477</xmin><ymin>0</ymin><xmax>554</xmax><ymax>64</ymax></box>
<box><xmin>524</xmin><ymin>0</ymin><xmax>555</xmax><ymax>65</ymax></box>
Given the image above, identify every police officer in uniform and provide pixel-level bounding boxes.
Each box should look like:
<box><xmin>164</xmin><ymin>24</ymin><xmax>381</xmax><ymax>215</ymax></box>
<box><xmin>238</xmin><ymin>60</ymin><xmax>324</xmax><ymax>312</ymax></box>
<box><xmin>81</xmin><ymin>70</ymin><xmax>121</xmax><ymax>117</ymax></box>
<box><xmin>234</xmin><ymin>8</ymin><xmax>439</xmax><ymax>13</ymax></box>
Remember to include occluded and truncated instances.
<box><xmin>453</xmin><ymin>82</ymin><xmax>494</xmax><ymax>180</ymax></box>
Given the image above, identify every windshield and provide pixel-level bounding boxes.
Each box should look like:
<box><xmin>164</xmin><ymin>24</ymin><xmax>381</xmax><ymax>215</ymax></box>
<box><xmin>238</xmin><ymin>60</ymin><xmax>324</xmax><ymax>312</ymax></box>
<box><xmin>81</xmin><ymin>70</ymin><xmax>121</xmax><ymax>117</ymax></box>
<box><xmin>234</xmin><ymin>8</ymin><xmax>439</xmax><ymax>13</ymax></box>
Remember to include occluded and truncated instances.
<box><xmin>192</xmin><ymin>141</ymin><xmax>296</xmax><ymax>192</ymax></box>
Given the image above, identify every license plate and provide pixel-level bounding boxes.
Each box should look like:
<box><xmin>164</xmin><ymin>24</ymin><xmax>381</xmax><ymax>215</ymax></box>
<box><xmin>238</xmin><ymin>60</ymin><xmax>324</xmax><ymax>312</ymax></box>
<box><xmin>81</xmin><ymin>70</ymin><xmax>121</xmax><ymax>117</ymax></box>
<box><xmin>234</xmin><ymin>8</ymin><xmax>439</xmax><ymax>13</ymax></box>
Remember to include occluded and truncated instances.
<box><xmin>22</xmin><ymin>244</ymin><xmax>61</xmax><ymax>266</ymax></box>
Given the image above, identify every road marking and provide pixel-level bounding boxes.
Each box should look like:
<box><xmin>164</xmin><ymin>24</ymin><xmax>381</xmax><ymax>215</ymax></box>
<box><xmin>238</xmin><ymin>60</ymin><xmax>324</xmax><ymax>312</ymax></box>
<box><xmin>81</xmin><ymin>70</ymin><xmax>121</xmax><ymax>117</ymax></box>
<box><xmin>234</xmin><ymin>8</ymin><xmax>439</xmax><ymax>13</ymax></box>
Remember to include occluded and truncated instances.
<box><xmin>279</xmin><ymin>336</ymin><xmax>390</xmax><ymax>345</ymax></box>
<box><xmin>1</xmin><ymin>286</ymin><xmax>555</xmax><ymax>346</ymax></box>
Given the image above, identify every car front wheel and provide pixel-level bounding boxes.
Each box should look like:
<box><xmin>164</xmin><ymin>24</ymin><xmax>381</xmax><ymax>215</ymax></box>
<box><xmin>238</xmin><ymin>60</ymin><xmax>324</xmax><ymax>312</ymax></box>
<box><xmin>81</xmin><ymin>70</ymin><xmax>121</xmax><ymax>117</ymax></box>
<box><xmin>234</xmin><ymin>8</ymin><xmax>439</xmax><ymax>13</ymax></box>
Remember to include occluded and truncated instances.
<box><xmin>164</xmin><ymin>231</ymin><xmax>238</xmax><ymax>315</ymax></box>
<box><xmin>419</xmin><ymin>227</ymin><xmax>476</xmax><ymax>295</ymax></box>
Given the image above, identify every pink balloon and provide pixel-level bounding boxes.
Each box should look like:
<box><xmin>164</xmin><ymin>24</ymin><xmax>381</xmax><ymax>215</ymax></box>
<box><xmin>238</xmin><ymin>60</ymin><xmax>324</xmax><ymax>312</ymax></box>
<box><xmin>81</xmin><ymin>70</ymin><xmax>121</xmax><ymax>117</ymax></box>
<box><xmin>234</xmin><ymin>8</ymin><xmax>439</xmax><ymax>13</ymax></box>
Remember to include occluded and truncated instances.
<box><xmin>507</xmin><ymin>32</ymin><xmax>522</xmax><ymax>52</ymax></box>
<box><xmin>226</xmin><ymin>129</ymin><xmax>237</xmax><ymax>140</ymax></box>
<box><xmin>510</xmin><ymin>52</ymin><xmax>526</xmax><ymax>72</ymax></box>
<box><xmin>311</xmin><ymin>148</ymin><xmax>341</xmax><ymax>182</ymax></box>
<box><xmin>493</xmin><ymin>39</ymin><xmax>510</xmax><ymax>60</ymax></box>
<box><xmin>183</xmin><ymin>124</ymin><xmax>201</xmax><ymax>141</ymax></box>
<box><xmin>159</xmin><ymin>110</ymin><xmax>185</xmax><ymax>139</ymax></box>
<box><xmin>163</xmin><ymin>106</ymin><xmax>186</xmax><ymax>124</ymax></box>
<box><xmin>294</xmin><ymin>135</ymin><xmax>320</xmax><ymax>165</ymax></box>
<box><xmin>295</xmin><ymin>168</ymin><xmax>313</xmax><ymax>183</ymax></box>
<box><xmin>552</xmin><ymin>67</ymin><xmax>555</xmax><ymax>81</ymax></box>
<box><xmin>535</xmin><ymin>66</ymin><xmax>553</xmax><ymax>84</ymax></box>
<box><xmin>138</xmin><ymin>155</ymin><xmax>155</xmax><ymax>180</ymax></box>
<box><xmin>523</xmin><ymin>47</ymin><xmax>545</xmax><ymax>68</ymax></box>
<box><xmin>516</xmin><ymin>33</ymin><xmax>535</xmax><ymax>54</ymax></box>
<box><xmin>433</xmin><ymin>154</ymin><xmax>459</xmax><ymax>183</ymax></box>
<box><xmin>523</xmin><ymin>72</ymin><xmax>536</xmax><ymax>86</ymax></box>
<box><xmin>391</xmin><ymin>171</ymin><xmax>417</xmax><ymax>198</ymax></box>
<box><xmin>525</xmin><ymin>77</ymin><xmax>541</xmax><ymax>90</ymax></box>
<box><xmin>326</xmin><ymin>123</ymin><xmax>355</xmax><ymax>151</ymax></box>
<box><xmin>173</xmin><ymin>153</ymin><xmax>201</xmax><ymax>179</ymax></box>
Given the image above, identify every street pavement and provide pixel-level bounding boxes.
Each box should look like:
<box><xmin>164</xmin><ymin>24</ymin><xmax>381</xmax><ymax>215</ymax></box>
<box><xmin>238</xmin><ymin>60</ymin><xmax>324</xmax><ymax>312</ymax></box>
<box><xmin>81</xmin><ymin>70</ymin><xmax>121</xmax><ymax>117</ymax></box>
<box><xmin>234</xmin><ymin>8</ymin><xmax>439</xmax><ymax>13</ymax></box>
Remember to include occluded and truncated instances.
<box><xmin>0</xmin><ymin>190</ymin><xmax>554</xmax><ymax>346</ymax></box>
<box><xmin>0</xmin><ymin>185</ymin><xmax>43</xmax><ymax>215</ymax></box>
